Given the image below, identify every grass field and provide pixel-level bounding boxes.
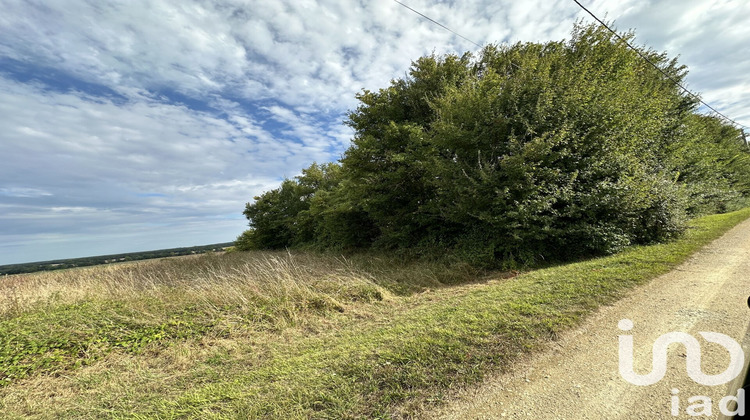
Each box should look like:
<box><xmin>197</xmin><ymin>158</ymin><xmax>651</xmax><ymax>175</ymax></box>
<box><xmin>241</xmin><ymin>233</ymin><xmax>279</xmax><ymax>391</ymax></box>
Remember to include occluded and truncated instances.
<box><xmin>2</xmin><ymin>208</ymin><xmax>749</xmax><ymax>419</ymax></box>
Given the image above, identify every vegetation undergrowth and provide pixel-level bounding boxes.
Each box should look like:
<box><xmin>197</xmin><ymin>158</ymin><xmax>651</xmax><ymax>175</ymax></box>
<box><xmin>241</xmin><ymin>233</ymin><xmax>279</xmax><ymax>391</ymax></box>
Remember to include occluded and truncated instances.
<box><xmin>1</xmin><ymin>208</ymin><xmax>748</xmax><ymax>418</ymax></box>
<box><xmin>0</xmin><ymin>251</ymin><xmax>476</xmax><ymax>389</ymax></box>
<box><xmin>149</xmin><ymin>208</ymin><xmax>750</xmax><ymax>419</ymax></box>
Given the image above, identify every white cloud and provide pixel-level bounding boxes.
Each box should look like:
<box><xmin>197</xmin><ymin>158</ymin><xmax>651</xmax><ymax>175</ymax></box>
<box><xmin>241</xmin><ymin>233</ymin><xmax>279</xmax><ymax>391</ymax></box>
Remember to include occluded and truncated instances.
<box><xmin>0</xmin><ymin>0</ymin><xmax>578</xmax><ymax>113</ymax></box>
<box><xmin>0</xmin><ymin>77</ymin><xmax>324</xmax><ymax>263</ymax></box>
<box><xmin>587</xmin><ymin>0</ymin><xmax>750</xmax><ymax>124</ymax></box>
<box><xmin>0</xmin><ymin>187</ymin><xmax>53</xmax><ymax>198</ymax></box>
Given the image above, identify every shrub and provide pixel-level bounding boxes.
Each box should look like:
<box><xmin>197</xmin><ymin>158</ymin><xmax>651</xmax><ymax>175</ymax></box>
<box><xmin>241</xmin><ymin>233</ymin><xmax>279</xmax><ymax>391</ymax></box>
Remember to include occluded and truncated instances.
<box><xmin>240</xmin><ymin>23</ymin><xmax>749</xmax><ymax>267</ymax></box>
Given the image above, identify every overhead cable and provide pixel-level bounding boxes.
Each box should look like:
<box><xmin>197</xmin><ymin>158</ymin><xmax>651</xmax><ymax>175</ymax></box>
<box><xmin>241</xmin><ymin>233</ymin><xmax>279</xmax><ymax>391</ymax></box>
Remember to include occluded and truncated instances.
<box><xmin>391</xmin><ymin>0</ymin><xmax>483</xmax><ymax>49</ymax></box>
<box><xmin>572</xmin><ymin>0</ymin><xmax>748</xmax><ymax>131</ymax></box>
<box><xmin>391</xmin><ymin>0</ymin><xmax>747</xmax><ymax>132</ymax></box>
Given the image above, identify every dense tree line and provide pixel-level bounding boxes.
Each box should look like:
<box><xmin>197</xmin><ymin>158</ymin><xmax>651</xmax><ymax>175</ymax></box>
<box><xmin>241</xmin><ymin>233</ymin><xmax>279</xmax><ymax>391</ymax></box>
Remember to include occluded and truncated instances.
<box><xmin>238</xmin><ymin>24</ymin><xmax>750</xmax><ymax>267</ymax></box>
<box><xmin>0</xmin><ymin>243</ymin><xmax>234</xmax><ymax>275</ymax></box>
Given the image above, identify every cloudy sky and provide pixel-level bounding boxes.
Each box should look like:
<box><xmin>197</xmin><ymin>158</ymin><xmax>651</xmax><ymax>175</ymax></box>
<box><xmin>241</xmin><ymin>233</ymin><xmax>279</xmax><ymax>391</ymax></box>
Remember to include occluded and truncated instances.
<box><xmin>1</xmin><ymin>0</ymin><xmax>748</xmax><ymax>265</ymax></box>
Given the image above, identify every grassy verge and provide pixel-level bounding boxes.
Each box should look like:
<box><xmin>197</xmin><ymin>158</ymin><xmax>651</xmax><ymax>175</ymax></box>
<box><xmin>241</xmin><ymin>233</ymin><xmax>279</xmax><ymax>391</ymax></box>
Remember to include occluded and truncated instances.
<box><xmin>1</xmin><ymin>208</ymin><xmax>749</xmax><ymax>418</ymax></box>
<box><xmin>0</xmin><ymin>252</ymin><xmax>476</xmax><ymax>389</ymax></box>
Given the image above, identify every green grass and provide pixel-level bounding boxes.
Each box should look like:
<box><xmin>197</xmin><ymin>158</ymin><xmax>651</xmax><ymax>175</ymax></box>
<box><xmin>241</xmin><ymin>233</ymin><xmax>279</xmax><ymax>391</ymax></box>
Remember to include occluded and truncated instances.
<box><xmin>1</xmin><ymin>208</ymin><xmax>749</xmax><ymax>418</ymax></box>
<box><xmin>0</xmin><ymin>252</ymin><xmax>473</xmax><ymax>392</ymax></box>
<box><xmin>0</xmin><ymin>299</ymin><xmax>215</xmax><ymax>386</ymax></box>
<box><xmin>141</xmin><ymin>208</ymin><xmax>750</xmax><ymax>419</ymax></box>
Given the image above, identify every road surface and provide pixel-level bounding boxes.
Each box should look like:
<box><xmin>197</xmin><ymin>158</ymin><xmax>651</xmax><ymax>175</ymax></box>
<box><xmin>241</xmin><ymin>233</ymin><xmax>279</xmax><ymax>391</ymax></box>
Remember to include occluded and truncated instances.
<box><xmin>429</xmin><ymin>217</ymin><xmax>750</xmax><ymax>419</ymax></box>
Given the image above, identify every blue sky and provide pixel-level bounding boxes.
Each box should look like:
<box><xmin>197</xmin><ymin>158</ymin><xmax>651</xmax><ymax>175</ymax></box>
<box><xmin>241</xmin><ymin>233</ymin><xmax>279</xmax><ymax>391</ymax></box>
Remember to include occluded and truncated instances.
<box><xmin>1</xmin><ymin>0</ymin><xmax>748</xmax><ymax>265</ymax></box>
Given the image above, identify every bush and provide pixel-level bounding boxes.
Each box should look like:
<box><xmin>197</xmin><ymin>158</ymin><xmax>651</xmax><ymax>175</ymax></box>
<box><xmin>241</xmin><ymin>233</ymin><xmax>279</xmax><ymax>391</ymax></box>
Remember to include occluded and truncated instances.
<box><xmin>239</xmin><ymin>23</ymin><xmax>749</xmax><ymax>267</ymax></box>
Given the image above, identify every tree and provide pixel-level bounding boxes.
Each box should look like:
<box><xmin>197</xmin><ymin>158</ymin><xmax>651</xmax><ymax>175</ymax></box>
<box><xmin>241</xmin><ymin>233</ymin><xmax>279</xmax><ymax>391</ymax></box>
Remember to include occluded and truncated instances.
<box><xmin>239</xmin><ymin>23</ymin><xmax>750</xmax><ymax>267</ymax></box>
<box><xmin>239</xmin><ymin>162</ymin><xmax>342</xmax><ymax>249</ymax></box>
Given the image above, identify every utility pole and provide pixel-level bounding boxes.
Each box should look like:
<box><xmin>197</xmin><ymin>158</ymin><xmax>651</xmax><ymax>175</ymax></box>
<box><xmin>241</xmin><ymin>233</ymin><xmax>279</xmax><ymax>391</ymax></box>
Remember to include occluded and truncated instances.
<box><xmin>743</xmin><ymin>130</ymin><xmax>749</xmax><ymax>149</ymax></box>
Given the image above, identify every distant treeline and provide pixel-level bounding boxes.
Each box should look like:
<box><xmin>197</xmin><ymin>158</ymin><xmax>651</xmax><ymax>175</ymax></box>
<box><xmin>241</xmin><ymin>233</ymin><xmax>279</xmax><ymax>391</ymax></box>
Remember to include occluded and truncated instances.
<box><xmin>0</xmin><ymin>243</ymin><xmax>234</xmax><ymax>275</ymax></box>
<box><xmin>236</xmin><ymin>24</ymin><xmax>750</xmax><ymax>268</ymax></box>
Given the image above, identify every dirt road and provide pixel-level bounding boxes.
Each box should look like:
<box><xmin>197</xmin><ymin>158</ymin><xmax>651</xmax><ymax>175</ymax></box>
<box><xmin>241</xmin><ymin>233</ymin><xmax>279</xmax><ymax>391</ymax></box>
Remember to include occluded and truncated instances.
<box><xmin>429</xmin><ymin>217</ymin><xmax>750</xmax><ymax>419</ymax></box>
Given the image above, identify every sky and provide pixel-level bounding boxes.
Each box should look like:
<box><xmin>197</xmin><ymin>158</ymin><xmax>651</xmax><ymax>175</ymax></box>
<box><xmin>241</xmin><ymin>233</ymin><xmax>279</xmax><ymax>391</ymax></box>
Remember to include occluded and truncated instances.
<box><xmin>1</xmin><ymin>0</ymin><xmax>749</xmax><ymax>265</ymax></box>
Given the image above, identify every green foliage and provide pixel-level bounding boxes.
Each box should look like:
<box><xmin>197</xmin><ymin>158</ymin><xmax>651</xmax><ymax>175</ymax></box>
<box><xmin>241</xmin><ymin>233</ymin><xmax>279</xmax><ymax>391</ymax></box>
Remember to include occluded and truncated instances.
<box><xmin>240</xmin><ymin>23</ymin><xmax>750</xmax><ymax>267</ymax></box>
<box><xmin>240</xmin><ymin>162</ymin><xmax>344</xmax><ymax>249</ymax></box>
<box><xmin>233</xmin><ymin>229</ymin><xmax>256</xmax><ymax>251</ymax></box>
<box><xmin>667</xmin><ymin>113</ymin><xmax>749</xmax><ymax>214</ymax></box>
<box><xmin>0</xmin><ymin>300</ymin><xmax>212</xmax><ymax>386</ymax></box>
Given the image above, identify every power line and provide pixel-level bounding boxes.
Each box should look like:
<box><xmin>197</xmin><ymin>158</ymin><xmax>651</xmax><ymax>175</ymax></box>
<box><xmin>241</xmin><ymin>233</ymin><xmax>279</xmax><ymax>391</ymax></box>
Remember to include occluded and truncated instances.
<box><xmin>392</xmin><ymin>0</ymin><xmax>747</xmax><ymax>132</ymax></box>
<box><xmin>571</xmin><ymin>0</ymin><xmax>748</xmax><ymax>131</ymax></box>
<box><xmin>391</xmin><ymin>0</ymin><xmax>521</xmax><ymax>69</ymax></box>
<box><xmin>391</xmin><ymin>0</ymin><xmax>483</xmax><ymax>49</ymax></box>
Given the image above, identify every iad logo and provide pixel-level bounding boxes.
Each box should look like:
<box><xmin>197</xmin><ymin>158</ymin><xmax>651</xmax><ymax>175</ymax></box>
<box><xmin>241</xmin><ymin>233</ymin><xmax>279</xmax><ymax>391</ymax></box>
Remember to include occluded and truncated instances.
<box><xmin>618</xmin><ymin>319</ymin><xmax>744</xmax><ymax>386</ymax></box>
<box><xmin>617</xmin><ymin>319</ymin><xmax>746</xmax><ymax>417</ymax></box>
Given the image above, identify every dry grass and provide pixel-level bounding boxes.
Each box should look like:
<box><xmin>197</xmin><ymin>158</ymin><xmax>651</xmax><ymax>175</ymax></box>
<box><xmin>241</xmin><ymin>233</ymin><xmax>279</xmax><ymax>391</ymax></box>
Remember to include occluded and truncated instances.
<box><xmin>0</xmin><ymin>250</ymin><xmax>411</xmax><ymax>396</ymax></box>
<box><xmin>0</xmin><ymin>249</ymin><xmax>477</xmax><ymax>419</ymax></box>
<box><xmin>0</xmin><ymin>251</ymin><xmax>394</xmax><ymax>321</ymax></box>
<box><xmin>0</xmin><ymin>249</ymin><xmax>476</xmax><ymax>391</ymax></box>
<box><xmin>3</xmin><ymin>208</ymin><xmax>748</xmax><ymax>418</ymax></box>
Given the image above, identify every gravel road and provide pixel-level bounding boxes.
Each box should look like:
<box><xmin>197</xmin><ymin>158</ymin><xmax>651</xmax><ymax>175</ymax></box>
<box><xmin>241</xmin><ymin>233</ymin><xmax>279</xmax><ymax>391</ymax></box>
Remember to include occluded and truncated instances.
<box><xmin>429</xmin><ymin>217</ymin><xmax>750</xmax><ymax>420</ymax></box>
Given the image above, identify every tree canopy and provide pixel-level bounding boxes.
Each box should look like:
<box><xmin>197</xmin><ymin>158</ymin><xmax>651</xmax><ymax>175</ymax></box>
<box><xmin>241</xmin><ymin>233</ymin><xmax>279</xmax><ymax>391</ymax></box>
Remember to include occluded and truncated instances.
<box><xmin>237</xmin><ymin>24</ymin><xmax>749</xmax><ymax>267</ymax></box>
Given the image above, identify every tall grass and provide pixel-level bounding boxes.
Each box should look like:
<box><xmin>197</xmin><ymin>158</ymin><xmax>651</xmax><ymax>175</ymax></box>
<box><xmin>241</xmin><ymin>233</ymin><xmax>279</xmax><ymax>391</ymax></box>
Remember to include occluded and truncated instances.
<box><xmin>0</xmin><ymin>250</ymin><xmax>479</xmax><ymax>388</ymax></box>
<box><xmin>1</xmin><ymin>252</ymin><xmax>374</xmax><ymax>319</ymax></box>
<box><xmin>0</xmin><ymin>249</ymin><xmax>481</xmax><ymax>319</ymax></box>
<box><xmin>2</xmin><ymin>208</ymin><xmax>748</xmax><ymax>418</ymax></box>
